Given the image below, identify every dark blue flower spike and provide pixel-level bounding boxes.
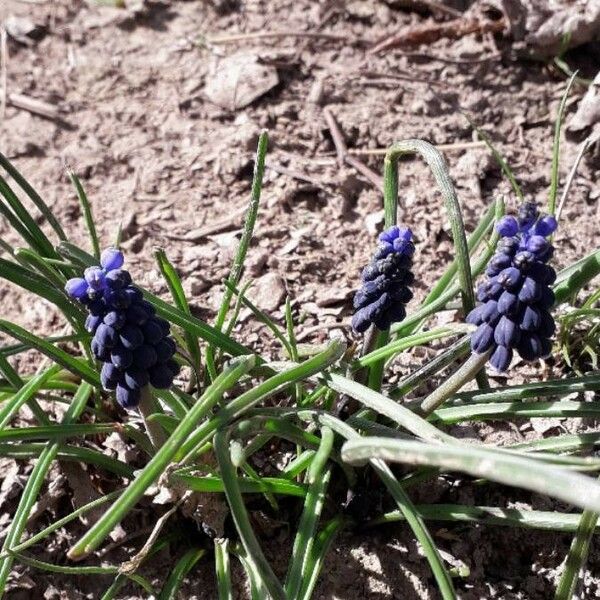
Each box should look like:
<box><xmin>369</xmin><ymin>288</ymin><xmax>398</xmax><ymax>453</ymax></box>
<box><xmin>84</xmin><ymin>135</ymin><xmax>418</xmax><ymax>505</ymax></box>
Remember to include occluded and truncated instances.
<box><xmin>352</xmin><ymin>225</ymin><xmax>415</xmax><ymax>334</ymax></box>
<box><xmin>466</xmin><ymin>202</ymin><xmax>557</xmax><ymax>371</ymax></box>
<box><xmin>65</xmin><ymin>248</ymin><xmax>179</xmax><ymax>408</ymax></box>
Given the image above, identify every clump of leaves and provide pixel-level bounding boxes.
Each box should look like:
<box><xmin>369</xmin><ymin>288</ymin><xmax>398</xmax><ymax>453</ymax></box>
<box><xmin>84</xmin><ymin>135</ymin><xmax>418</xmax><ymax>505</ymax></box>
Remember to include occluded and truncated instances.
<box><xmin>0</xmin><ymin>76</ymin><xmax>598</xmax><ymax>600</ymax></box>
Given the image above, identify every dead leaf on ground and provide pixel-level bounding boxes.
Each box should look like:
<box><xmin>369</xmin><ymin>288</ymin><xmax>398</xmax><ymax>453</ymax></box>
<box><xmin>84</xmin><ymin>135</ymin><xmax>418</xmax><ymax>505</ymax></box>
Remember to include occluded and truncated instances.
<box><xmin>569</xmin><ymin>71</ymin><xmax>600</xmax><ymax>134</ymax></box>
<box><xmin>204</xmin><ymin>53</ymin><xmax>279</xmax><ymax>110</ymax></box>
<box><xmin>498</xmin><ymin>0</ymin><xmax>600</xmax><ymax>55</ymax></box>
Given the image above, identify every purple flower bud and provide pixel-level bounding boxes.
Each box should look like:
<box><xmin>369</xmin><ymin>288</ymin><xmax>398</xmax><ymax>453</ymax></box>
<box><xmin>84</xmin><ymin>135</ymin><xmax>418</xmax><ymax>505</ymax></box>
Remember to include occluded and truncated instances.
<box><xmin>388</xmin><ymin>283</ymin><xmax>413</xmax><ymax>303</ymax></box>
<box><xmin>87</xmin><ymin>299</ymin><xmax>105</xmax><ymax>316</ymax></box>
<box><xmin>538</xmin><ymin>310</ymin><xmax>556</xmax><ymax>337</ymax></box>
<box><xmin>520</xmin><ymin>305</ymin><xmax>541</xmax><ymax>332</ymax></box>
<box><xmin>111</xmin><ymin>346</ymin><xmax>133</xmax><ymax>369</ymax></box>
<box><xmin>119</xmin><ymin>324</ymin><xmax>144</xmax><ymax>350</ymax></box>
<box><xmin>490</xmin><ymin>345</ymin><xmax>513</xmax><ymax>371</ymax></box>
<box><xmin>361</xmin><ymin>263</ymin><xmax>379</xmax><ymax>282</ymax></box>
<box><xmin>517</xmin><ymin>202</ymin><xmax>538</xmax><ymax>231</ymax></box>
<box><xmin>104</xmin><ymin>310</ymin><xmax>126</xmax><ymax>330</ymax></box>
<box><xmin>351</xmin><ymin>307</ymin><xmax>372</xmax><ymax>333</ymax></box>
<box><xmin>526</xmin><ymin>235</ymin><xmax>549</xmax><ymax>256</ymax></box>
<box><xmin>166</xmin><ymin>358</ymin><xmax>181</xmax><ymax>377</ymax></box>
<box><xmin>471</xmin><ymin>323</ymin><xmax>495</xmax><ymax>353</ymax></box>
<box><xmin>518</xmin><ymin>277</ymin><xmax>542</xmax><ymax>303</ymax></box>
<box><xmin>496</xmin><ymin>216</ymin><xmax>519</xmax><ymax>237</ymax></box>
<box><xmin>105</xmin><ymin>269</ymin><xmax>132</xmax><ymax>290</ymax></box>
<box><xmin>124</xmin><ymin>368</ymin><xmax>149</xmax><ymax>390</ymax></box>
<box><xmin>379</xmin><ymin>226</ymin><xmax>399</xmax><ymax>243</ymax></box>
<box><xmin>84</xmin><ymin>267</ymin><xmax>106</xmax><ymax>292</ymax></box>
<box><xmin>534</xmin><ymin>215</ymin><xmax>557</xmax><ymax>237</ymax></box>
<box><xmin>353</xmin><ymin>224</ymin><xmax>415</xmax><ymax>332</ymax></box>
<box><xmin>498</xmin><ymin>237</ymin><xmax>519</xmax><ymax>257</ymax></box>
<box><xmin>100</xmin><ymin>362</ymin><xmax>122</xmax><ymax>391</ymax></box>
<box><xmin>142</xmin><ymin>319</ymin><xmax>165</xmax><ymax>345</ymax></box>
<box><xmin>481</xmin><ymin>300</ymin><xmax>500</xmax><ymax>325</ymax></box>
<box><xmin>517</xmin><ymin>333</ymin><xmax>543</xmax><ymax>361</ymax></box>
<box><xmin>498</xmin><ymin>267</ymin><xmax>522</xmax><ymax>290</ymax></box>
<box><xmin>514</xmin><ymin>251</ymin><xmax>534</xmax><ymax>271</ymax></box>
<box><xmin>91</xmin><ymin>339</ymin><xmax>110</xmax><ymax>362</ymax></box>
<box><xmin>494</xmin><ymin>316</ymin><xmax>520</xmax><ymax>346</ymax></box>
<box><xmin>155</xmin><ymin>337</ymin><xmax>176</xmax><ymax>363</ymax></box>
<box><xmin>374</xmin><ymin>242</ymin><xmax>393</xmax><ymax>260</ymax></box>
<box><xmin>466</xmin><ymin>304</ymin><xmax>485</xmax><ymax>325</ymax></box>
<box><xmin>65</xmin><ymin>277</ymin><xmax>88</xmax><ymax>299</ymax></box>
<box><xmin>149</xmin><ymin>364</ymin><xmax>174</xmax><ymax>389</ymax></box>
<box><xmin>100</xmin><ymin>247</ymin><xmax>124</xmax><ymax>272</ymax></box>
<box><xmin>468</xmin><ymin>202</ymin><xmax>557</xmax><ymax>372</ymax></box>
<box><xmin>132</xmin><ymin>344</ymin><xmax>158</xmax><ymax>370</ymax></box>
<box><xmin>95</xmin><ymin>323</ymin><xmax>118</xmax><ymax>348</ymax></box>
<box><xmin>539</xmin><ymin>287</ymin><xmax>555</xmax><ymax>309</ymax></box>
<box><xmin>115</xmin><ymin>383</ymin><xmax>140</xmax><ymax>409</ymax></box>
<box><xmin>155</xmin><ymin>317</ymin><xmax>171</xmax><ymax>336</ymax></box>
<box><xmin>85</xmin><ymin>314</ymin><xmax>102</xmax><ymax>334</ymax></box>
<box><xmin>124</xmin><ymin>287</ymin><xmax>144</xmax><ymax>305</ymax></box>
<box><xmin>375</xmin><ymin>303</ymin><xmax>405</xmax><ymax>330</ymax></box>
<box><xmin>105</xmin><ymin>289</ymin><xmax>131</xmax><ymax>310</ymax></box>
<box><xmin>497</xmin><ymin>291</ymin><xmax>519</xmax><ymax>316</ymax></box>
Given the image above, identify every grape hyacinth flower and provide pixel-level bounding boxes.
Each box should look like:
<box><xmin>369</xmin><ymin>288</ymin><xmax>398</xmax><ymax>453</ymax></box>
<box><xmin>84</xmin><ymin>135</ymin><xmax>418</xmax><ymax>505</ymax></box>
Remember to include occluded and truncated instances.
<box><xmin>466</xmin><ymin>203</ymin><xmax>557</xmax><ymax>371</ymax></box>
<box><xmin>65</xmin><ymin>248</ymin><xmax>179</xmax><ymax>408</ymax></box>
<box><xmin>352</xmin><ymin>225</ymin><xmax>415</xmax><ymax>333</ymax></box>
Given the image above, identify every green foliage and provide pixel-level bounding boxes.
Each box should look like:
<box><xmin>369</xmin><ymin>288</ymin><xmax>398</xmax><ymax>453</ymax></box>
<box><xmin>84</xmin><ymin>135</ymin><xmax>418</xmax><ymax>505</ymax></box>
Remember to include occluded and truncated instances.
<box><xmin>0</xmin><ymin>109</ymin><xmax>597</xmax><ymax>600</ymax></box>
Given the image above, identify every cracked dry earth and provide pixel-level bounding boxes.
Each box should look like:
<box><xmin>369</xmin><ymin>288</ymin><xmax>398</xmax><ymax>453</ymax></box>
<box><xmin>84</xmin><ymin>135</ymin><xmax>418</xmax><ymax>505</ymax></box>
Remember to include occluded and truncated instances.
<box><xmin>0</xmin><ymin>0</ymin><xmax>599</xmax><ymax>598</ymax></box>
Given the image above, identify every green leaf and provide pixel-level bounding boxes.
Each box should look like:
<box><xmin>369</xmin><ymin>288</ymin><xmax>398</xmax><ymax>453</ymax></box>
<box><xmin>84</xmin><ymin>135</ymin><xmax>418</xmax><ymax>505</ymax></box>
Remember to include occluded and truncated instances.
<box><xmin>285</xmin><ymin>426</ymin><xmax>332</xmax><ymax>599</ymax></box>
<box><xmin>0</xmin><ymin>320</ymin><xmax>98</xmax><ymax>385</ymax></box>
<box><xmin>68</xmin><ymin>169</ymin><xmax>101</xmax><ymax>259</ymax></box>
<box><xmin>0</xmin><ymin>258</ymin><xmax>80</xmax><ymax>321</ymax></box>
<box><xmin>554</xmin><ymin>248</ymin><xmax>600</xmax><ymax>304</ymax></box>
<box><xmin>0</xmin><ymin>364</ymin><xmax>61</xmax><ymax>429</ymax></box>
<box><xmin>0</xmin><ymin>150</ymin><xmax>67</xmax><ymax>241</ymax></box>
<box><xmin>549</xmin><ymin>73</ymin><xmax>577</xmax><ymax>214</ymax></box>
<box><xmin>170</xmin><ymin>472</ymin><xmax>306</xmax><ymax>497</ymax></box>
<box><xmin>371</xmin><ymin>504</ymin><xmax>600</xmax><ymax>534</ymax></box>
<box><xmin>0</xmin><ymin>174</ymin><xmax>56</xmax><ymax>257</ymax></box>
<box><xmin>154</xmin><ymin>249</ymin><xmax>202</xmax><ymax>378</ymax></box>
<box><xmin>215</xmin><ymin>430</ymin><xmax>287</xmax><ymax>600</ymax></box>
<box><xmin>157</xmin><ymin>548</ymin><xmax>206</xmax><ymax>600</ymax></box>
<box><xmin>68</xmin><ymin>355</ymin><xmax>256</xmax><ymax>559</ymax></box>
<box><xmin>341</xmin><ymin>438</ymin><xmax>600</xmax><ymax>513</ymax></box>
<box><xmin>215</xmin><ymin>539</ymin><xmax>233</xmax><ymax>600</ymax></box>
<box><xmin>0</xmin><ymin>382</ymin><xmax>93</xmax><ymax>592</ymax></box>
<box><xmin>555</xmin><ymin>496</ymin><xmax>599</xmax><ymax>599</ymax></box>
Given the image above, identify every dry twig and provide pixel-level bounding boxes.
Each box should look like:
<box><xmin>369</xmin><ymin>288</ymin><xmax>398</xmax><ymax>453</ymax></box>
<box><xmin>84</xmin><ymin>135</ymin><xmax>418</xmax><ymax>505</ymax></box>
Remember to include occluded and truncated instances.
<box><xmin>323</xmin><ymin>108</ymin><xmax>383</xmax><ymax>190</ymax></box>
<box><xmin>371</xmin><ymin>16</ymin><xmax>506</xmax><ymax>54</ymax></box>
<box><xmin>207</xmin><ymin>30</ymin><xmax>352</xmax><ymax>45</ymax></box>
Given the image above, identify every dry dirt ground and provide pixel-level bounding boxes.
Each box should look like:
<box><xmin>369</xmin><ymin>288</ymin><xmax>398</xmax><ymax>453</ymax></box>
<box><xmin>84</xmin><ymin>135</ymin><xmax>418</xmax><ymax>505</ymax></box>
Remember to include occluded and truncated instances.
<box><xmin>0</xmin><ymin>0</ymin><xmax>599</xmax><ymax>598</ymax></box>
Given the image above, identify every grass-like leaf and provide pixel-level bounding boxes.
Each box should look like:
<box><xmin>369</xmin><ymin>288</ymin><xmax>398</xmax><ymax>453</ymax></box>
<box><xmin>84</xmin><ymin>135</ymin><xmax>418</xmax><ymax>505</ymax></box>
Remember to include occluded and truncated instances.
<box><xmin>0</xmin><ymin>382</ymin><xmax>93</xmax><ymax>593</ymax></box>
<box><xmin>67</xmin><ymin>355</ymin><xmax>256</xmax><ymax>559</ymax></box>
<box><xmin>157</xmin><ymin>548</ymin><xmax>206</xmax><ymax>600</ymax></box>
<box><xmin>0</xmin><ymin>320</ymin><xmax>98</xmax><ymax>385</ymax></box>
<box><xmin>155</xmin><ymin>248</ymin><xmax>202</xmax><ymax>379</ymax></box>
<box><xmin>341</xmin><ymin>438</ymin><xmax>600</xmax><ymax>513</ymax></box>
<box><xmin>68</xmin><ymin>169</ymin><xmax>101</xmax><ymax>259</ymax></box>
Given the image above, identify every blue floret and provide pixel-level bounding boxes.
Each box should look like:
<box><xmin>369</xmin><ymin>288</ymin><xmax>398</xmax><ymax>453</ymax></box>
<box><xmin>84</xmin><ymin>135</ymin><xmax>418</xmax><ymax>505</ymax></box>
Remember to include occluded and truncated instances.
<box><xmin>466</xmin><ymin>203</ymin><xmax>557</xmax><ymax>372</ymax></box>
<box><xmin>65</xmin><ymin>247</ymin><xmax>178</xmax><ymax>408</ymax></box>
<box><xmin>351</xmin><ymin>225</ymin><xmax>414</xmax><ymax>333</ymax></box>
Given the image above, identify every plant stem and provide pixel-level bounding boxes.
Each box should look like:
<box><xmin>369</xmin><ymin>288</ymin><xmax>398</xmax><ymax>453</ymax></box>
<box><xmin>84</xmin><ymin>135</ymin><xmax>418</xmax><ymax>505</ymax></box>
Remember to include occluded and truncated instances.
<box><xmin>416</xmin><ymin>351</ymin><xmax>490</xmax><ymax>416</ymax></box>
<box><xmin>138</xmin><ymin>386</ymin><xmax>166</xmax><ymax>451</ymax></box>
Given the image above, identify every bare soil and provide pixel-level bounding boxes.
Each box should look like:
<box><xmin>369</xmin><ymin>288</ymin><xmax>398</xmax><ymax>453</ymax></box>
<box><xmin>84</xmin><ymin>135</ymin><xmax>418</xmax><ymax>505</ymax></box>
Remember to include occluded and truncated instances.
<box><xmin>0</xmin><ymin>0</ymin><xmax>599</xmax><ymax>598</ymax></box>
